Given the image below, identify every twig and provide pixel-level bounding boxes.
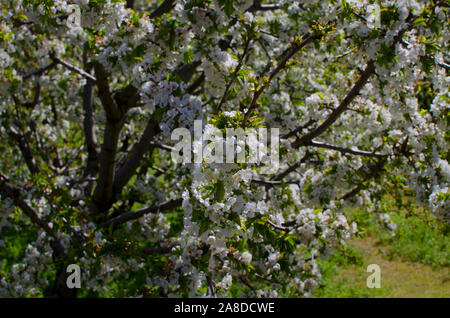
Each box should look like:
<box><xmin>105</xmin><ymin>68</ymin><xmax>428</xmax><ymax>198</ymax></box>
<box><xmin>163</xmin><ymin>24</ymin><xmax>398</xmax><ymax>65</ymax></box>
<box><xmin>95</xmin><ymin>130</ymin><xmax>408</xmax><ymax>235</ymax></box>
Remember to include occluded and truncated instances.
<box><xmin>243</xmin><ymin>34</ymin><xmax>319</xmax><ymax>126</ymax></box>
<box><xmin>22</xmin><ymin>62</ymin><xmax>58</xmax><ymax>80</ymax></box>
<box><xmin>51</xmin><ymin>55</ymin><xmax>97</xmax><ymax>82</ymax></box>
<box><xmin>217</xmin><ymin>38</ymin><xmax>252</xmax><ymax>111</ymax></box>
<box><xmin>102</xmin><ymin>198</ymin><xmax>183</xmax><ymax>229</ymax></box>
<box><xmin>292</xmin><ymin>61</ymin><xmax>375</xmax><ymax>147</ymax></box>
<box><xmin>307</xmin><ymin>140</ymin><xmax>390</xmax><ymax>158</ymax></box>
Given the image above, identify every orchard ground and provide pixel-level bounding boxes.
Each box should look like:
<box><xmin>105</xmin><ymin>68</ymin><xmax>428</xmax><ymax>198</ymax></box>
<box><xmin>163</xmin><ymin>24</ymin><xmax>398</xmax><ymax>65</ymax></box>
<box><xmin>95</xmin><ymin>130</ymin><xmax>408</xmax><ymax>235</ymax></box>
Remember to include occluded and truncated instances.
<box><xmin>314</xmin><ymin>204</ymin><xmax>450</xmax><ymax>298</ymax></box>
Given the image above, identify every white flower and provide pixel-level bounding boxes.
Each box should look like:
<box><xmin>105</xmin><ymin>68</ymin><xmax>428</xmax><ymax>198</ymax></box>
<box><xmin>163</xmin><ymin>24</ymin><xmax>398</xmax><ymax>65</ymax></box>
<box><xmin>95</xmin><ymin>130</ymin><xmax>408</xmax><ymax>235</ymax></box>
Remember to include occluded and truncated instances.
<box><xmin>240</xmin><ymin>251</ymin><xmax>252</xmax><ymax>265</ymax></box>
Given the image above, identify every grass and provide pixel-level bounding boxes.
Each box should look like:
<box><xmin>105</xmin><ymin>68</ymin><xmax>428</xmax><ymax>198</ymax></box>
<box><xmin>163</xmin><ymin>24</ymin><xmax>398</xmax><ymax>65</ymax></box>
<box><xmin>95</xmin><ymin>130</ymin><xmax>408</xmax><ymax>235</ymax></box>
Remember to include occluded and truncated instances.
<box><xmin>380</xmin><ymin>213</ymin><xmax>449</xmax><ymax>268</ymax></box>
<box><xmin>313</xmin><ymin>207</ymin><xmax>450</xmax><ymax>298</ymax></box>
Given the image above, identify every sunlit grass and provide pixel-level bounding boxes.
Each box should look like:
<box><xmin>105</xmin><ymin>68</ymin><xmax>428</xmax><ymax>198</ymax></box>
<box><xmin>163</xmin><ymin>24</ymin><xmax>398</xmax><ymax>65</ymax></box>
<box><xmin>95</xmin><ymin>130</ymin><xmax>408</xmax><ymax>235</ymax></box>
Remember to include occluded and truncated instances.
<box><xmin>314</xmin><ymin>204</ymin><xmax>450</xmax><ymax>298</ymax></box>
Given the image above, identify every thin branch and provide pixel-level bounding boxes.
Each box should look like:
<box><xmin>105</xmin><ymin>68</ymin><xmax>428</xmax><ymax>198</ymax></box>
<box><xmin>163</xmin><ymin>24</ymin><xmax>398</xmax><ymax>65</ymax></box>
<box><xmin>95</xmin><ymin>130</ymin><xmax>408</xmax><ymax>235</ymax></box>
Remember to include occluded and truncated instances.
<box><xmin>239</xmin><ymin>275</ymin><xmax>257</xmax><ymax>296</ymax></box>
<box><xmin>246</xmin><ymin>2</ymin><xmax>281</xmax><ymax>12</ymax></box>
<box><xmin>60</xmin><ymin>145</ymin><xmax>84</xmax><ymax>175</ymax></box>
<box><xmin>266</xmin><ymin>219</ymin><xmax>290</xmax><ymax>232</ymax></box>
<box><xmin>251</xmin><ymin>179</ymin><xmax>300</xmax><ymax>187</ymax></box>
<box><xmin>243</xmin><ymin>34</ymin><xmax>319</xmax><ymax>126</ymax></box>
<box><xmin>350</xmin><ymin>10</ymin><xmax>370</xmax><ymax>25</ymax></box>
<box><xmin>291</xmin><ymin>6</ymin><xmax>430</xmax><ymax>149</ymax></box>
<box><xmin>274</xmin><ymin>161</ymin><xmax>303</xmax><ymax>182</ymax></box>
<box><xmin>23</xmin><ymin>82</ymin><xmax>41</xmax><ymax>109</ymax></box>
<box><xmin>292</xmin><ymin>61</ymin><xmax>375</xmax><ymax>147</ymax></box>
<box><xmin>149</xmin><ymin>142</ymin><xmax>176</xmax><ymax>152</ymax></box>
<box><xmin>22</xmin><ymin>61</ymin><xmax>57</xmax><ymax>80</ymax></box>
<box><xmin>271</xmin><ymin>152</ymin><xmax>313</xmax><ymax>181</ymax></box>
<box><xmin>8</xmin><ymin>127</ymin><xmax>40</xmax><ymax>174</ymax></box>
<box><xmin>217</xmin><ymin>38</ymin><xmax>251</xmax><ymax>111</ymax></box>
<box><xmin>251</xmin><ymin>179</ymin><xmax>283</xmax><ymax>186</ymax></box>
<box><xmin>307</xmin><ymin>140</ymin><xmax>390</xmax><ymax>158</ymax></box>
<box><xmin>281</xmin><ymin>119</ymin><xmax>315</xmax><ymax>139</ymax></box>
<box><xmin>102</xmin><ymin>198</ymin><xmax>182</xmax><ymax>229</ymax></box>
<box><xmin>142</xmin><ymin>245</ymin><xmax>174</xmax><ymax>254</ymax></box>
<box><xmin>337</xmin><ymin>159</ymin><xmax>386</xmax><ymax>201</ymax></box>
<box><xmin>187</xmin><ymin>73</ymin><xmax>205</xmax><ymax>94</ymax></box>
<box><xmin>206</xmin><ymin>275</ymin><xmax>217</xmax><ymax>298</ymax></box>
<box><xmin>322</xmin><ymin>104</ymin><xmax>364</xmax><ymax>114</ymax></box>
<box><xmin>438</xmin><ymin>62</ymin><xmax>450</xmax><ymax>71</ymax></box>
<box><xmin>13</xmin><ymin>19</ymin><xmax>33</xmax><ymax>27</ymax></box>
<box><xmin>0</xmin><ymin>174</ymin><xmax>56</xmax><ymax>239</ymax></box>
<box><xmin>51</xmin><ymin>55</ymin><xmax>97</xmax><ymax>82</ymax></box>
<box><xmin>174</xmin><ymin>61</ymin><xmax>202</xmax><ymax>83</ymax></box>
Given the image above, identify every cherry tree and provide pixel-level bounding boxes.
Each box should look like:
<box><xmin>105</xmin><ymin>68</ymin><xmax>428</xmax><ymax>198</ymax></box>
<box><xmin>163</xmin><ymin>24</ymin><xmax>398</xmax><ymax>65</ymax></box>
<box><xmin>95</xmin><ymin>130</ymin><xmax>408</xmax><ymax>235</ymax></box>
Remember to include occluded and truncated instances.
<box><xmin>0</xmin><ymin>0</ymin><xmax>448</xmax><ymax>297</ymax></box>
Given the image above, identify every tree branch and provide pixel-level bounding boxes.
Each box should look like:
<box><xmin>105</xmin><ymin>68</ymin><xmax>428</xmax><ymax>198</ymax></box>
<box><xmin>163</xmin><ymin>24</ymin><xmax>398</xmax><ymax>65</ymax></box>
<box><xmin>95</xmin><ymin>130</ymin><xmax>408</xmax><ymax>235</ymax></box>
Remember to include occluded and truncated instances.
<box><xmin>82</xmin><ymin>88</ymin><xmax>99</xmax><ymax>174</ymax></box>
<box><xmin>93</xmin><ymin>62</ymin><xmax>122</xmax><ymax>121</ymax></box>
<box><xmin>51</xmin><ymin>55</ymin><xmax>97</xmax><ymax>82</ymax></box>
<box><xmin>243</xmin><ymin>34</ymin><xmax>319</xmax><ymax>126</ymax></box>
<box><xmin>246</xmin><ymin>1</ymin><xmax>281</xmax><ymax>12</ymax></box>
<box><xmin>292</xmin><ymin>61</ymin><xmax>375</xmax><ymax>148</ymax></box>
<box><xmin>22</xmin><ymin>61</ymin><xmax>58</xmax><ymax>80</ymax></box>
<box><xmin>149</xmin><ymin>142</ymin><xmax>176</xmax><ymax>152</ymax></box>
<box><xmin>102</xmin><ymin>198</ymin><xmax>182</xmax><ymax>229</ymax></box>
<box><xmin>174</xmin><ymin>60</ymin><xmax>202</xmax><ymax>83</ymax></box>
<box><xmin>149</xmin><ymin>0</ymin><xmax>176</xmax><ymax>18</ymax></box>
<box><xmin>281</xmin><ymin>119</ymin><xmax>315</xmax><ymax>139</ymax></box>
<box><xmin>142</xmin><ymin>245</ymin><xmax>174</xmax><ymax>255</ymax></box>
<box><xmin>217</xmin><ymin>38</ymin><xmax>251</xmax><ymax>111</ymax></box>
<box><xmin>307</xmin><ymin>140</ymin><xmax>389</xmax><ymax>158</ymax></box>
<box><xmin>337</xmin><ymin>159</ymin><xmax>386</xmax><ymax>201</ymax></box>
<box><xmin>271</xmin><ymin>152</ymin><xmax>313</xmax><ymax>181</ymax></box>
<box><xmin>0</xmin><ymin>174</ymin><xmax>56</xmax><ymax>239</ymax></box>
<box><xmin>91</xmin><ymin>63</ymin><xmax>126</xmax><ymax>215</ymax></box>
<box><xmin>8</xmin><ymin>127</ymin><xmax>40</xmax><ymax>174</ymax></box>
<box><xmin>114</xmin><ymin>118</ymin><xmax>160</xmax><ymax>194</ymax></box>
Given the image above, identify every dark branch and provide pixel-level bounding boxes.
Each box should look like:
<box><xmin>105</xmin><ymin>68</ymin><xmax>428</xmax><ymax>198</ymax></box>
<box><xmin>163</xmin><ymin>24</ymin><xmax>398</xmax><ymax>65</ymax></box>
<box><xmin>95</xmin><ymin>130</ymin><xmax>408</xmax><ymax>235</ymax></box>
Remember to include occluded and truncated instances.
<box><xmin>292</xmin><ymin>61</ymin><xmax>375</xmax><ymax>147</ymax></box>
<box><xmin>338</xmin><ymin>159</ymin><xmax>387</xmax><ymax>201</ymax></box>
<box><xmin>114</xmin><ymin>118</ymin><xmax>160</xmax><ymax>193</ymax></box>
<box><xmin>8</xmin><ymin>127</ymin><xmax>40</xmax><ymax>174</ymax></box>
<box><xmin>149</xmin><ymin>0</ymin><xmax>176</xmax><ymax>18</ymax></box>
<box><xmin>243</xmin><ymin>34</ymin><xmax>319</xmax><ymax>126</ymax></box>
<box><xmin>102</xmin><ymin>198</ymin><xmax>182</xmax><ymax>229</ymax></box>
<box><xmin>307</xmin><ymin>140</ymin><xmax>390</xmax><ymax>158</ymax></box>
<box><xmin>142</xmin><ymin>245</ymin><xmax>174</xmax><ymax>255</ymax></box>
<box><xmin>22</xmin><ymin>61</ymin><xmax>57</xmax><ymax>80</ymax></box>
<box><xmin>217</xmin><ymin>38</ymin><xmax>251</xmax><ymax>111</ymax></box>
<box><xmin>91</xmin><ymin>63</ymin><xmax>126</xmax><ymax>215</ymax></box>
<box><xmin>281</xmin><ymin>119</ymin><xmax>315</xmax><ymax>139</ymax></box>
<box><xmin>174</xmin><ymin>61</ymin><xmax>202</xmax><ymax>83</ymax></box>
<box><xmin>0</xmin><ymin>174</ymin><xmax>55</xmax><ymax>238</ymax></box>
<box><xmin>51</xmin><ymin>55</ymin><xmax>97</xmax><ymax>82</ymax></box>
